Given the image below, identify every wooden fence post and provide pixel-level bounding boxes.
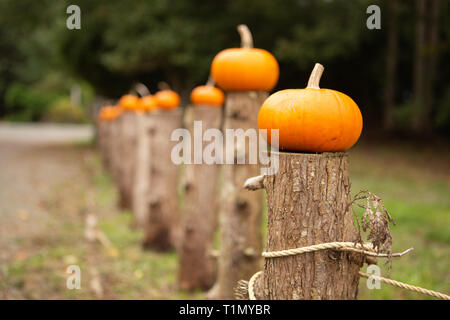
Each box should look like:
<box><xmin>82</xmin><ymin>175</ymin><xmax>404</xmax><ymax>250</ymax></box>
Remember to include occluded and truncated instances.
<box><xmin>110</xmin><ymin>113</ymin><xmax>123</xmax><ymax>192</ymax></box>
<box><xmin>97</xmin><ymin>119</ymin><xmax>107</xmax><ymax>166</ymax></box>
<box><xmin>118</xmin><ymin>111</ymin><xmax>138</xmax><ymax>209</ymax></box>
<box><xmin>249</xmin><ymin>152</ymin><xmax>364</xmax><ymax>299</ymax></box>
<box><xmin>178</xmin><ymin>105</ymin><xmax>222</xmax><ymax>291</ymax></box>
<box><xmin>239</xmin><ymin>62</ymin><xmax>364</xmax><ymax>299</ymax></box>
<box><xmin>143</xmin><ymin>109</ymin><xmax>182</xmax><ymax>251</ymax></box>
<box><xmin>208</xmin><ymin>91</ymin><xmax>267</xmax><ymax>299</ymax></box>
<box><xmin>132</xmin><ymin>112</ymin><xmax>154</xmax><ymax>228</ymax></box>
<box><xmin>208</xmin><ymin>24</ymin><xmax>279</xmax><ymax>299</ymax></box>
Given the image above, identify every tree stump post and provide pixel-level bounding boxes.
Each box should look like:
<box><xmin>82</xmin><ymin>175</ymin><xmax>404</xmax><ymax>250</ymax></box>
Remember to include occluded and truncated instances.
<box><xmin>118</xmin><ymin>111</ymin><xmax>138</xmax><ymax>209</ymax></box>
<box><xmin>110</xmin><ymin>115</ymin><xmax>123</xmax><ymax>187</ymax></box>
<box><xmin>97</xmin><ymin>119</ymin><xmax>107</xmax><ymax>166</ymax></box>
<box><xmin>144</xmin><ymin>109</ymin><xmax>182</xmax><ymax>251</ymax></box>
<box><xmin>209</xmin><ymin>91</ymin><xmax>267</xmax><ymax>299</ymax></box>
<box><xmin>178</xmin><ymin>105</ymin><xmax>222</xmax><ymax>291</ymax></box>
<box><xmin>252</xmin><ymin>151</ymin><xmax>364</xmax><ymax>299</ymax></box>
<box><xmin>102</xmin><ymin>120</ymin><xmax>111</xmax><ymax>169</ymax></box>
<box><xmin>132</xmin><ymin>112</ymin><xmax>154</xmax><ymax>229</ymax></box>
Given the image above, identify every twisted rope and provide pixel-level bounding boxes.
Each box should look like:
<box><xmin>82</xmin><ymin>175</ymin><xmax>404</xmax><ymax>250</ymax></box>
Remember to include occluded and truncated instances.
<box><xmin>246</xmin><ymin>241</ymin><xmax>449</xmax><ymax>300</ymax></box>
<box><xmin>263</xmin><ymin>242</ymin><xmax>375</xmax><ymax>258</ymax></box>
<box><xmin>359</xmin><ymin>272</ymin><xmax>450</xmax><ymax>300</ymax></box>
<box><xmin>262</xmin><ymin>241</ymin><xmax>413</xmax><ymax>258</ymax></box>
<box><xmin>248</xmin><ymin>271</ymin><xmax>263</xmax><ymax>300</ymax></box>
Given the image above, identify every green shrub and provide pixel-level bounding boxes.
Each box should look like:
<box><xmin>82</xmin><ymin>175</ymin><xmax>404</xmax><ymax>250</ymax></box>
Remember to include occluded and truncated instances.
<box><xmin>4</xmin><ymin>83</ymin><xmax>58</xmax><ymax>121</ymax></box>
<box><xmin>42</xmin><ymin>97</ymin><xmax>88</xmax><ymax>123</ymax></box>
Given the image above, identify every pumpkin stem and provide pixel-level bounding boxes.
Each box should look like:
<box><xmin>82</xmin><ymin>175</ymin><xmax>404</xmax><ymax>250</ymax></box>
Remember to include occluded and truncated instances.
<box><xmin>237</xmin><ymin>24</ymin><xmax>253</xmax><ymax>49</ymax></box>
<box><xmin>134</xmin><ymin>82</ymin><xmax>151</xmax><ymax>97</ymax></box>
<box><xmin>206</xmin><ymin>75</ymin><xmax>215</xmax><ymax>87</ymax></box>
<box><xmin>307</xmin><ymin>63</ymin><xmax>324</xmax><ymax>89</ymax></box>
<box><xmin>158</xmin><ymin>81</ymin><xmax>171</xmax><ymax>91</ymax></box>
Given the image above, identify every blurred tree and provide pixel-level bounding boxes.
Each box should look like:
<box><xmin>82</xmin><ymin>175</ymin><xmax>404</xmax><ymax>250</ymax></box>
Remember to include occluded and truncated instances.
<box><xmin>383</xmin><ymin>0</ymin><xmax>399</xmax><ymax>131</ymax></box>
<box><xmin>412</xmin><ymin>0</ymin><xmax>442</xmax><ymax>134</ymax></box>
<box><xmin>412</xmin><ymin>0</ymin><xmax>427</xmax><ymax>132</ymax></box>
<box><xmin>0</xmin><ymin>0</ymin><xmax>449</xmax><ymax>135</ymax></box>
<box><xmin>423</xmin><ymin>0</ymin><xmax>441</xmax><ymax>132</ymax></box>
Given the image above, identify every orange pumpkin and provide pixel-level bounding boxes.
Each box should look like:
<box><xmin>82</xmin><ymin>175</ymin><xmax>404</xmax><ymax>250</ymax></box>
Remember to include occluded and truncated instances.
<box><xmin>190</xmin><ymin>85</ymin><xmax>224</xmax><ymax>107</ymax></box>
<box><xmin>119</xmin><ymin>94</ymin><xmax>141</xmax><ymax>111</ymax></box>
<box><xmin>99</xmin><ymin>106</ymin><xmax>120</xmax><ymax>121</ymax></box>
<box><xmin>112</xmin><ymin>106</ymin><xmax>123</xmax><ymax>120</ymax></box>
<box><xmin>140</xmin><ymin>95</ymin><xmax>158</xmax><ymax>112</ymax></box>
<box><xmin>154</xmin><ymin>90</ymin><xmax>180</xmax><ymax>110</ymax></box>
<box><xmin>98</xmin><ymin>108</ymin><xmax>107</xmax><ymax>122</ymax></box>
<box><xmin>211</xmin><ymin>25</ymin><xmax>279</xmax><ymax>92</ymax></box>
<box><xmin>258</xmin><ymin>63</ymin><xmax>363</xmax><ymax>152</ymax></box>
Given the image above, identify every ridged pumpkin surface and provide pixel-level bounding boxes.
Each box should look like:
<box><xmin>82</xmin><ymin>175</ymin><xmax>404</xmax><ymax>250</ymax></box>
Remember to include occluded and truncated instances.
<box><xmin>258</xmin><ymin>89</ymin><xmax>362</xmax><ymax>152</ymax></box>
<box><xmin>258</xmin><ymin>64</ymin><xmax>362</xmax><ymax>152</ymax></box>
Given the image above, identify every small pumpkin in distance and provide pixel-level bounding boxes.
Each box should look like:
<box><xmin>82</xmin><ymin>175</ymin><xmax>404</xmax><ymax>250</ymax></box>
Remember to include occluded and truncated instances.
<box><xmin>211</xmin><ymin>24</ymin><xmax>279</xmax><ymax>92</ymax></box>
<box><xmin>257</xmin><ymin>63</ymin><xmax>363</xmax><ymax>152</ymax></box>
<box><xmin>190</xmin><ymin>78</ymin><xmax>225</xmax><ymax>107</ymax></box>
<box><xmin>99</xmin><ymin>105</ymin><xmax>122</xmax><ymax>121</ymax></box>
<box><xmin>98</xmin><ymin>108</ymin><xmax>107</xmax><ymax>122</ymax></box>
<box><xmin>119</xmin><ymin>94</ymin><xmax>141</xmax><ymax>111</ymax></box>
<box><xmin>140</xmin><ymin>95</ymin><xmax>158</xmax><ymax>112</ymax></box>
<box><xmin>155</xmin><ymin>89</ymin><xmax>180</xmax><ymax>110</ymax></box>
<box><xmin>107</xmin><ymin>105</ymin><xmax>123</xmax><ymax>121</ymax></box>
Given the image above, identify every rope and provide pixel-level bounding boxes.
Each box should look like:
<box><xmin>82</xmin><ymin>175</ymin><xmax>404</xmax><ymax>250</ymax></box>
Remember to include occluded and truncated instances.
<box><xmin>246</xmin><ymin>241</ymin><xmax>449</xmax><ymax>300</ymax></box>
<box><xmin>263</xmin><ymin>241</ymin><xmax>413</xmax><ymax>258</ymax></box>
<box><xmin>359</xmin><ymin>272</ymin><xmax>450</xmax><ymax>300</ymax></box>
<box><xmin>263</xmin><ymin>242</ymin><xmax>376</xmax><ymax>258</ymax></box>
<box><xmin>248</xmin><ymin>271</ymin><xmax>263</xmax><ymax>300</ymax></box>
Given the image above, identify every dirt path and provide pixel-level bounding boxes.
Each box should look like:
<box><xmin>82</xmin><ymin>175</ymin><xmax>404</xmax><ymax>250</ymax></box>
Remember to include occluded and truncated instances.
<box><xmin>0</xmin><ymin>123</ymin><xmax>95</xmax><ymax>298</ymax></box>
<box><xmin>0</xmin><ymin>122</ymin><xmax>93</xmax><ymax>246</ymax></box>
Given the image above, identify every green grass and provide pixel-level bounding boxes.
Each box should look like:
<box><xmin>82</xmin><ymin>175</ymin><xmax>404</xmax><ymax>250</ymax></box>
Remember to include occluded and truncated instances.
<box><xmin>85</xmin><ymin>154</ymin><xmax>203</xmax><ymax>299</ymax></box>
<box><xmin>349</xmin><ymin>143</ymin><xmax>450</xmax><ymax>299</ymax></box>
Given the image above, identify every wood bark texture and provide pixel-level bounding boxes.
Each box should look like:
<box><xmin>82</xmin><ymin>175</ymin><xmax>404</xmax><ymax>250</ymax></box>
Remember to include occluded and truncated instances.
<box><xmin>144</xmin><ymin>109</ymin><xmax>182</xmax><ymax>251</ymax></box>
<box><xmin>110</xmin><ymin>116</ymin><xmax>124</xmax><ymax>193</ymax></box>
<box><xmin>263</xmin><ymin>152</ymin><xmax>363</xmax><ymax>299</ymax></box>
<box><xmin>97</xmin><ymin>121</ymin><xmax>108</xmax><ymax>167</ymax></box>
<box><xmin>178</xmin><ymin>105</ymin><xmax>222</xmax><ymax>291</ymax></box>
<box><xmin>103</xmin><ymin>121</ymin><xmax>113</xmax><ymax>170</ymax></box>
<box><xmin>118</xmin><ymin>111</ymin><xmax>138</xmax><ymax>209</ymax></box>
<box><xmin>209</xmin><ymin>91</ymin><xmax>267</xmax><ymax>299</ymax></box>
<box><xmin>132</xmin><ymin>113</ymin><xmax>154</xmax><ymax>229</ymax></box>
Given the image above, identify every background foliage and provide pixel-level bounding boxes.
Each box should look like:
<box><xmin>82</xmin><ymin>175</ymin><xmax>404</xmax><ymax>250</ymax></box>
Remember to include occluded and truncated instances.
<box><xmin>0</xmin><ymin>0</ymin><xmax>449</xmax><ymax>135</ymax></box>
